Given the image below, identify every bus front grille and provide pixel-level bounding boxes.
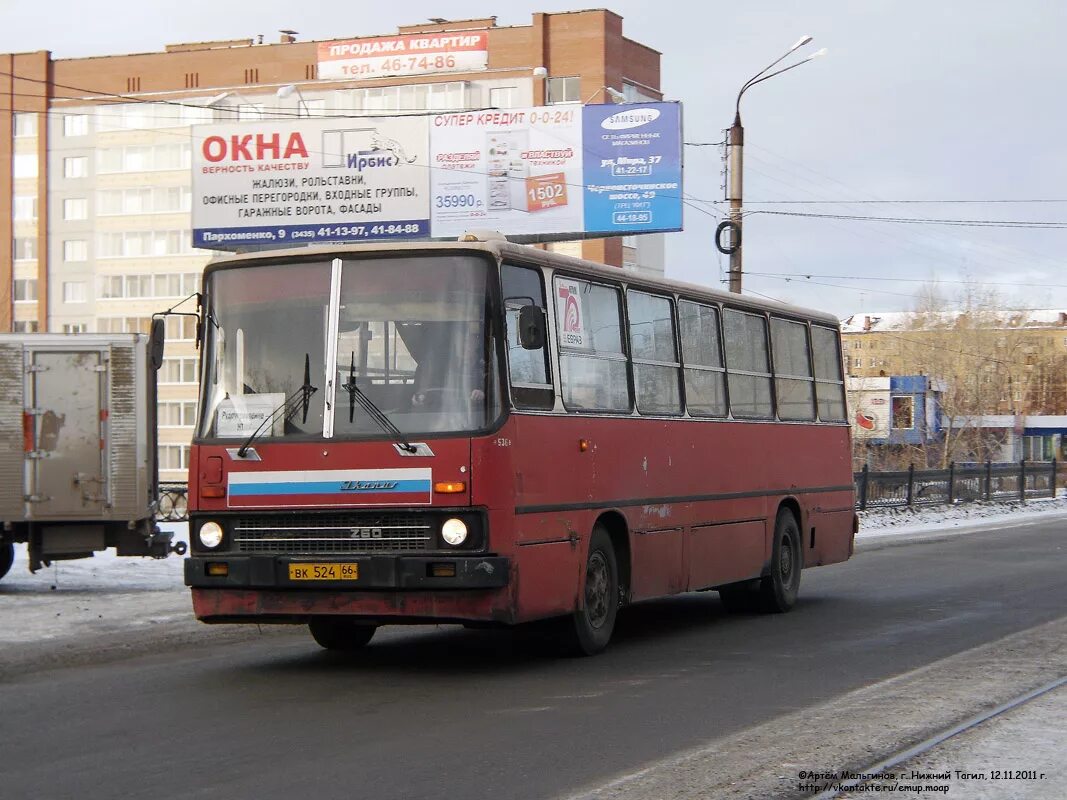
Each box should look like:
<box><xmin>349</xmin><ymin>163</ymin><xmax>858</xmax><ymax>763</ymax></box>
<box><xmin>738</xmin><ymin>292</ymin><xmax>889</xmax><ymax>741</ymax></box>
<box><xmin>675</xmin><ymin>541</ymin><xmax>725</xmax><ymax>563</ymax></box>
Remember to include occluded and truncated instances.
<box><xmin>232</xmin><ymin>514</ymin><xmax>433</xmax><ymax>554</ymax></box>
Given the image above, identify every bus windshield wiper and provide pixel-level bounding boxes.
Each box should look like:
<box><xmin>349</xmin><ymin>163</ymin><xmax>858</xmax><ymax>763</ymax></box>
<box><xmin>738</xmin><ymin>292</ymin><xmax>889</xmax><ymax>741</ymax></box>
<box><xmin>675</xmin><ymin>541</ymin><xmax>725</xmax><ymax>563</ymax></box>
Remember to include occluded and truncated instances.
<box><xmin>235</xmin><ymin>354</ymin><xmax>317</xmax><ymax>457</ymax></box>
<box><xmin>341</xmin><ymin>351</ymin><xmax>416</xmax><ymax>453</ymax></box>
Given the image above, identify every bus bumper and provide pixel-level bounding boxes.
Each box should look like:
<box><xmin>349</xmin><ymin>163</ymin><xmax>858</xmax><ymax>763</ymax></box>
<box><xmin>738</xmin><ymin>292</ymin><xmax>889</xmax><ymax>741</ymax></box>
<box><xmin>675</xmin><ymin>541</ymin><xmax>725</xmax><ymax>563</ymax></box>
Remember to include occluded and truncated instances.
<box><xmin>185</xmin><ymin>554</ymin><xmax>513</xmax><ymax>624</ymax></box>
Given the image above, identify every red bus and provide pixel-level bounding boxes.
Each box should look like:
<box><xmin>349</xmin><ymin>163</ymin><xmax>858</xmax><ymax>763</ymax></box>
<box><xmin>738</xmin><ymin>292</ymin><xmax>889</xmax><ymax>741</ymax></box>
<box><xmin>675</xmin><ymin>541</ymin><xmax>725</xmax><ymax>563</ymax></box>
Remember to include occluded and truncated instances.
<box><xmin>182</xmin><ymin>235</ymin><xmax>856</xmax><ymax>655</ymax></box>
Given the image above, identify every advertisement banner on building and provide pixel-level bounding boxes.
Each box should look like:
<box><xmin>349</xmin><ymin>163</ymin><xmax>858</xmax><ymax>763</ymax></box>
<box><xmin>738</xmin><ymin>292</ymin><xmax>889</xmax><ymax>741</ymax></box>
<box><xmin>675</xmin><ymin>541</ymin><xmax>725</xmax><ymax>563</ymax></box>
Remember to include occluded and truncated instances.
<box><xmin>192</xmin><ymin>103</ymin><xmax>685</xmax><ymax>247</ymax></box>
<box><xmin>847</xmin><ymin>377</ymin><xmax>891</xmax><ymax>440</ymax></box>
<box><xmin>191</xmin><ymin>118</ymin><xmax>430</xmax><ymax>247</ymax></box>
<box><xmin>428</xmin><ymin>106</ymin><xmax>585</xmax><ymax>239</ymax></box>
<box><xmin>581</xmin><ymin>102</ymin><xmax>683</xmax><ymax>234</ymax></box>
<box><xmin>318</xmin><ymin>32</ymin><xmax>489</xmax><ymax>81</ymax></box>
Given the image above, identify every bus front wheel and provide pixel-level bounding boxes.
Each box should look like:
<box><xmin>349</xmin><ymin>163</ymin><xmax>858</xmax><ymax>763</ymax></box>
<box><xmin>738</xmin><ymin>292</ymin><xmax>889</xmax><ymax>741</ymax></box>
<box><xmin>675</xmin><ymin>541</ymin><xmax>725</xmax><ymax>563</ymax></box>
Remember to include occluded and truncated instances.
<box><xmin>760</xmin><ymin>508</ymin><xmax>802</xmax><ymax>613</ymax></box>
<box><xmin>562</xmin><ymin>526</ymin><xmax>620</xmax><ymax>656</ymax></box>
<box><xmin>308</xmin><ymin>618</ymin><xmax>377</xmax><ymax>651</ymax></box>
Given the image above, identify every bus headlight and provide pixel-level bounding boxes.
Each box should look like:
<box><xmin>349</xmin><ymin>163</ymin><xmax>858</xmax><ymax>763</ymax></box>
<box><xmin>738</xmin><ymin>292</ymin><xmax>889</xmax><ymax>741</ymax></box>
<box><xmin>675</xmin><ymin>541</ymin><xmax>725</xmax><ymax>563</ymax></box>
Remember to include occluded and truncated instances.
<box><xmin>198</xmin><ymin>521</ymin><xmax>224</xmax><ymax>549</ymax></box>
<box><xmin>441</xmin><ymin>518</ymin><xmax>468</xmax><ymax>546</ymax></box>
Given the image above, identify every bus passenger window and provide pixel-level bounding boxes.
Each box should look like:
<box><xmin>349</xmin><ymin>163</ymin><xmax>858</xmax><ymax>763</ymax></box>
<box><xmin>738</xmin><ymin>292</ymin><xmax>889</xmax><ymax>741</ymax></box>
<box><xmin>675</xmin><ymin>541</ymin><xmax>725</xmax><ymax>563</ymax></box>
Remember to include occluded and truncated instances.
<box><xmin>502</xmin><ymin>264</ymin><xmax>554</xmax><ymax>410</ymax></box>
<box><xmin>723</xmin><ymin>309</ymin><xmax>773</xmax><ymax>418</ymax></box>
<box><xmin>678</xmin><ymin>301</ymin><xmax>726</xmax><ymax>417</ymax></box>
<box><xmin>554</xmin><ymin>276</ymin><xmax>630</xmax><ymax>412</ymax></box>
<box><xmin>771</xmin><ymin>318</ymin><xmax>815</xmax><ymax>421</ymax></box>
<box><xmin>812</xmin><ymin>325</ymin><xmax>847</xmax><ymax>420</ymax></box>
<box><xmin>627</xmin><ymin>291</ymin><xmax>681</xmax><ymax>415</ymax></box>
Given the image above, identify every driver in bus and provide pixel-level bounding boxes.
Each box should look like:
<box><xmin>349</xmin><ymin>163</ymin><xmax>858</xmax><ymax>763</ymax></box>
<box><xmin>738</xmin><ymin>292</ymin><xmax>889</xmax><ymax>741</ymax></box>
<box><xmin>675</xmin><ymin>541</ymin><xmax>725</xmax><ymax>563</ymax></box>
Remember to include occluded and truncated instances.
<box><xmin>410</xmin><ymin>321</ymin><xmax>486</xmax><ymax>413</ymax></box>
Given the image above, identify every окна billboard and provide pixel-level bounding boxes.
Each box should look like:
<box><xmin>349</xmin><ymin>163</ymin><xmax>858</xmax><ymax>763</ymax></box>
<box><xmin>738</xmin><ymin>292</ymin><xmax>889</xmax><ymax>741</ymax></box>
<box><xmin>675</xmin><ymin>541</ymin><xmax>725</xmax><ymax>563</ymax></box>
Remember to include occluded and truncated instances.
<box><xmin>191</xmin><ymin>102</ymin><xmax>683</xmax><ymax>248</ymax></box>
<box><xmin>192</xmin><ymin>118</ymin><xmax>429</xmax><ymax>248</ymax></box>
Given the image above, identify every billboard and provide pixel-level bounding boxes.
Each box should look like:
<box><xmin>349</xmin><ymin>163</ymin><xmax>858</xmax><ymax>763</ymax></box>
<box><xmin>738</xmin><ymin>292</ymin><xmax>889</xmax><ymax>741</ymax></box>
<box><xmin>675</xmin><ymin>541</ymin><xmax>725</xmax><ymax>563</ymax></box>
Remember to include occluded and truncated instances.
<box><xmin>191</xmin><ymin>102</ymin><xmax>683</xmax><ymax>248</ymax></box>
<box><xmin>582</xmin><ymin>103</ymin><xmax>683</xmax><ymax>234</ymax></box>
<box><xmin>429</xmin><ymin>107</ymin><xmax>585</xmax><ymax>239</ymax></box>
<box><xmin>318</xmin><ymin>32</ymin><xmax>488</xmax><ymax>80</ymax></box>
<box><xmin>192</xmin><ymin>118</ymin><xmax>429</xmax><ymax>247</ymax></box>
<box><xmin>847</xmin><ymin>377</ymin><xmax>891</xmax><ymax>440</ymax></box>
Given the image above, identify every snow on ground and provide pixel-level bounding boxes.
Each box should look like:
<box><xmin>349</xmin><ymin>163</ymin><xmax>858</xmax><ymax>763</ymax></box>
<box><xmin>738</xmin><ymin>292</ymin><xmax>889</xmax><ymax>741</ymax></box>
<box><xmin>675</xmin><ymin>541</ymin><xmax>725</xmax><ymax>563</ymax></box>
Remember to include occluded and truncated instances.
<box><xmin>858</xmin><ymin>493</ymin><xmax>1067</xmax><ymax>541</ymax></box>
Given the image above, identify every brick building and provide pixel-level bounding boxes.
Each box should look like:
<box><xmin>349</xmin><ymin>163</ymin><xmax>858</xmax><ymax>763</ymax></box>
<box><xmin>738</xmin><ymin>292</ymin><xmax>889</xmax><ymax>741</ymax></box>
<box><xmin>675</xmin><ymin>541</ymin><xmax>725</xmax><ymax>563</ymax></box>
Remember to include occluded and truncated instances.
<box><xmin>0</xmin><ymin>10</ymin><xmax>665</xmax><ymax>479</ymax></box>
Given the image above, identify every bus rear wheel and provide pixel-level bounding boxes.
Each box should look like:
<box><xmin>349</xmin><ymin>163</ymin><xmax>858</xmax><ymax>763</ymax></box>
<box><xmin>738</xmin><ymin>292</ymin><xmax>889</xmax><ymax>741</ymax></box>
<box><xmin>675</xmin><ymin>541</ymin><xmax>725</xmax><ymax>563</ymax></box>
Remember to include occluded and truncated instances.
<box><xmin>308</xmin><ymin>618</ymin><xmax>377</xmax><ymax>651</ymax></box>
<box><xmin>562</xmin><ymin>526</ymin><xmax>619</xmax><ymax>656</ymax></box>
<box><xmin>0</xmin><ymin>543</ymin><xmax>13</xmax><ymax>581</ymax></box>
<box><xmin>760</xmin><ymin>508</ymin><xmax>802</xmax><ymax>613</ymax></box>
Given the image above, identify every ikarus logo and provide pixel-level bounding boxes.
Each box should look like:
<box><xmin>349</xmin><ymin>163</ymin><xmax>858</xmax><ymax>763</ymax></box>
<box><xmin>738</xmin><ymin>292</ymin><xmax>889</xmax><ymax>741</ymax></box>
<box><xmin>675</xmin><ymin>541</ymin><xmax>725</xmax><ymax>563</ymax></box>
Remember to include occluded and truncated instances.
<box><xmin>601</xmin><ymin>108</ymin><xmax>661</xmax><ymax>131</ymax></box>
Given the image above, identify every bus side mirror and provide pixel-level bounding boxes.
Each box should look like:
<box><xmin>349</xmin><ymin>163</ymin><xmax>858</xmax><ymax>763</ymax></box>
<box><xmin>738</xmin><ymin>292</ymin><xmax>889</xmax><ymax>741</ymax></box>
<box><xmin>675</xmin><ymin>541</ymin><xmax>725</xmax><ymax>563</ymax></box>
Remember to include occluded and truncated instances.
<box><xmin>149</xmin><ymin>317</ymin><xmax>165</xmax><ymax>371</ymax></box>
<box><xmin>518</xmin><ymin>306</ymin><xmax>546</xmax><ymax>350</ymax></box>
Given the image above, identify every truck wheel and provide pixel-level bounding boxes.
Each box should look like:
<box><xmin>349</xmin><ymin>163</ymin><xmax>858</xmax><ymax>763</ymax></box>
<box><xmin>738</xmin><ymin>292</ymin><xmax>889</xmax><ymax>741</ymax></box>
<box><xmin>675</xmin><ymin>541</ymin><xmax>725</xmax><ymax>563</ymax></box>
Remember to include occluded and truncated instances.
<box><xmin>760</xmin><ymin>508</ymin><xmax>802</xmax><ymax>613</ymax></box>
<box><xmin>308</xmin><ymin>618</ymin><xmax>377</xmax><ymax>651</ymax></box>
<box><xmin>0</xmin><ymin>543</ymin><xmax>13</xmax><ymax>581</ymax></box>
<box><xmin>562</xmin><ymin>526</ymin><xmax>619</xmax><ymax>656</ymax></box>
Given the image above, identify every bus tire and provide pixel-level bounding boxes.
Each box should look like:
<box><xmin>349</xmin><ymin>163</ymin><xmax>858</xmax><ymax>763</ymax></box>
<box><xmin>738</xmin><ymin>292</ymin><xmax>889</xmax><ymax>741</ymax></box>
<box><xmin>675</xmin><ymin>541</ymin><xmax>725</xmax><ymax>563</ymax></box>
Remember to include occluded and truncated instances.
<box><xmin>0</xmin><ymin>543</ymin><xmax>13</xmax><ymax>581</ymax></box>
<box><xmin>760</xmin><ymin>508</ymin><xmax>802</xmax><ymax>613</ymax></box>
<box><xmin>563</xmin><ymin>526</ymin><xmax>619</xmax><ymax>656</ymax></box>
<box><xmin>308</xmin><ymin>618</ymin><xmax>377</xmax><ymax>651</ymax></box>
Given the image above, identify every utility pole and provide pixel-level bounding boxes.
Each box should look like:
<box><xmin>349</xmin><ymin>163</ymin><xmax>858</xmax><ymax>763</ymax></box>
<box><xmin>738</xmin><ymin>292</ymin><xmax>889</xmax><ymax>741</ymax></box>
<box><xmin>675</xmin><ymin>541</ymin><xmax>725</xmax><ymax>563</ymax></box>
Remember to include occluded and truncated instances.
<box><xmin>723</xmin><ymin>38</ymin><xmax>825</xmax><ymax>293</ymax></box>
<box><xmin>727</xmin><ymin>113</ymin><xmax>744</xmax><ymax>293</ymax></box>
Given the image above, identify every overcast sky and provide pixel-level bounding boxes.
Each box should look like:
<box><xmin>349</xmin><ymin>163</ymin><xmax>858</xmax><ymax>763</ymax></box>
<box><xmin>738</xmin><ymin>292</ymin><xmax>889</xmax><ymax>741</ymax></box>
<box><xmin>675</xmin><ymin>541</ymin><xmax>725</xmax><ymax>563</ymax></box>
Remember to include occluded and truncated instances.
<box><xmin>4</xmin><ymin>1</ymin><xmax>1066</xmax><ymax>318</ymax></box>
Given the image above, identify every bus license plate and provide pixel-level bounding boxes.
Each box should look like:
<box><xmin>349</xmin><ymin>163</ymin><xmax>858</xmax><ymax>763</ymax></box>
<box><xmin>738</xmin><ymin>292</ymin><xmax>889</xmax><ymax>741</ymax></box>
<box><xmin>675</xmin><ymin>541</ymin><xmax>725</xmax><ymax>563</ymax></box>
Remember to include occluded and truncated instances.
<box><xmin>288</xmin><ymin>563</ymin><xmax>359</xmax><ymax>581</ymax></box>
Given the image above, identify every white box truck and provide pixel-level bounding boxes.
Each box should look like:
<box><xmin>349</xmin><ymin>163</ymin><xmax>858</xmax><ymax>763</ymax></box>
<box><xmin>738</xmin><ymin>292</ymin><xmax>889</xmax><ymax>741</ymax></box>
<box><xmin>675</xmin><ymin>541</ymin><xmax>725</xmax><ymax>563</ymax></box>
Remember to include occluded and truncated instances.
<box><xmin>0</xmin><ymin>332</ymin><xmax>183</xmax><ymax>581</ymax></box>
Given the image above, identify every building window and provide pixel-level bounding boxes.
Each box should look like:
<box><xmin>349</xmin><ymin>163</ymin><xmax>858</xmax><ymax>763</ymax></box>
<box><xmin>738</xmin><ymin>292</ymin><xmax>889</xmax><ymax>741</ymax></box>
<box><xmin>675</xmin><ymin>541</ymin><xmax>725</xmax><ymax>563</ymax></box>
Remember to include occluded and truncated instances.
<box><xmin>159</xmin><ymin>401</ymin><xmax>198</xmax><ymax>427</ymax></box>
<box><xmin>299</xmin><ymin>98</ymin><xmax>326</xmax><ymax>117</ymax></box>
<box><xmin>62</xmin><ymin>323</ymin><xmax>89</xmax><ymax>334</ymax></box>
<box><xmin>345</xmin><ymin>81</ymin><xmax>469</xmax><ymax>114</ymax></box>
<box><xmin>63</xmin><ymin>240</ymin><xmax>88</xmax><ymax>262</ymax></box>
<box><xmin>237</xmin><ymin>103</ymin><xmax>264</xmax><ymax>120</ymax></box>
<box><xmin>13</xmin><ymin>112</ymin><xmax>37</xmax><ymax>137</ymax></box>
<box><xmin>13</xmin><ymin>195</ymin><xmax>37</xmax><ymax>221</ymax></box>
<box><xmin>98</xmin><ymin>317</ymin><xmax>151</xmax><ymax>334</ymax></box>
<box><xmin>99</xmin><ymin>272</ymin><xmax>200</xmax><ymax>299</ymax></box>
<box><xmin>489</xmin><ymin>86</ymin><xmax>517</xmax><ymax>108</ymax></box>
<box><xmin>13</xmin><ymin>238</ymin><xmax>35</xmax><ymax>261</ymax></box>
<box><xmin>546</xmin><ymin>76</ymin><xmax>581</xmax><ymax>104</ymax></box>
<box><xmin>165</xmin><ymin>314</ymin><xmax>198</xmax><ymax>341</ymax></box>
<box><xmin>64</xmin><ymin>156</ymin><xmax>88</xmax><ymax>179</ymax></box>
<box><xmin>14</xmin><ymin>153</ymin><xmax>38</xmax><ymax>178</ymax></box>
<box><xmin>96</xmin><ymin>144</ymin><xmax>190</xmax><ymax>174</ymax></box>
<box><xmin>891</xmin><ymin>396</ymin><xmax>914</xmax><ymax>429</ymax></box>
<box><xmin>63</xmin><ymin>198</ymin><xmax>89</xmax><ymax>221</ymax></box>
<box><xmin>63</xmin><ymin>114</ymin><xmax>89</xmax><ymax>137</ymax></box>
<box><xmin>96</xmin><ymin>231</ymin><xmax>198</xmax><ymax>259</ymax></box>
<box><xmin>14</xmin><ymin>320</ymin><xmax>39</xmax><ymax>333</ymax></box>
<box><xmin>63</xmin><ymin>281</ymin><xmax>88</xmax><ymax>303</ymax></box>
<box><xmin>159</xmin><ymin>444</ymin><xmax>190</xmax><ymax>471</ymax></box>
<box><xmin>160</xmin><ymin>357</ymin><xmax>198</xmax><ymax>384</ymax></box>
<box><xmin>97</xmin><ymin>186</ymin><xmax>191</xmax><ymax>215</ymax></box>
<box><xmin>622</xmin><ymin>82</ymin><xmax>658</xmax><ymax>103</ymax></box>
<box><xmin>13</xmin><ymin>279</ymin><xmax>38</xmax><ymax>302</ymax></box>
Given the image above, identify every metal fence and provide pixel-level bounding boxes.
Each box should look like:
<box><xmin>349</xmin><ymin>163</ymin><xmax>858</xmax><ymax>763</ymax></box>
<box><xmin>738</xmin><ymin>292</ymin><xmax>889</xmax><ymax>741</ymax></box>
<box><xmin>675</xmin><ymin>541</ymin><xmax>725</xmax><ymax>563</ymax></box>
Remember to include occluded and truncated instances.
<box><xmin>158</xmin><ymin>482</ymin><xmax>189</xmax><ymax>522</ymax></box>
<box><xmin>855</xmin><ymin>460</ymin><xmax>1058</xmax><ymax>510</ymax></box>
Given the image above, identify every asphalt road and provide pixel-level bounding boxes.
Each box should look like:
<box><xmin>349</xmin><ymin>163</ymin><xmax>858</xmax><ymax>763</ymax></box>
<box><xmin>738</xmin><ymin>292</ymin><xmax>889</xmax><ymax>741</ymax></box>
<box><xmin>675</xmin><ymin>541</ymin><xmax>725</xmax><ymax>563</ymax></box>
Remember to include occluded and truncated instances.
<box><xmin>2</xmin><ymin>520</ymin><xmax>1065</xmax><ymax>800</ymax></box>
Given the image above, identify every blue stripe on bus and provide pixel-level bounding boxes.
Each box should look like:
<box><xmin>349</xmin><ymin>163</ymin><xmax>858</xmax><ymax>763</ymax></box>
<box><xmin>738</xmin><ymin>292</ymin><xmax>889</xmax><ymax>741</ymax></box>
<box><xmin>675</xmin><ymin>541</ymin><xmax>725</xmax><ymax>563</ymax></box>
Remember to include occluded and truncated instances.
<box><xmin>228</xmin><ymin>480</ymin><xmax>431</xmax><ymax>496</ymax></box>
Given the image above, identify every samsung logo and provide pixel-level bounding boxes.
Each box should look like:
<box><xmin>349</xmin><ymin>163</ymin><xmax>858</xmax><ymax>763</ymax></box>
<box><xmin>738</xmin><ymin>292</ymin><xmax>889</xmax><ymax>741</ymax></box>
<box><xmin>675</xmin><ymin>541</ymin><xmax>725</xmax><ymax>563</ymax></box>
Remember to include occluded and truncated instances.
<box><xmin>601</xmin><ymin>109</ymin><xmax>661</xmax><ymax>130</ymax></box>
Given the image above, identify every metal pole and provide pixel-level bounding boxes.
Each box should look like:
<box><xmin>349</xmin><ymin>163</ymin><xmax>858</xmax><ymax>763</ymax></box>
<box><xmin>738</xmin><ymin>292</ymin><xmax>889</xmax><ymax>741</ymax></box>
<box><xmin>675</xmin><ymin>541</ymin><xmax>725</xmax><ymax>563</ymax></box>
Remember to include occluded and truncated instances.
<box><xmin>1052</xmin><ymin>457</ymin><xmax>1058</xmax><ymax>499</ymax></box>
<box><xmin>1020</xmin><ymin>458</ymin><xmax>1026</xmax><ymax>503</ymax></box>
<box><xmin>985</xmin><ymin>460</ymin><xmax>992</xmax><ymax>501</ymax></box>
<box><xmin>948</xmin><ymin>461</ymin><xmax>955</xmax><ymax>504</ymax></box>
<box><xmin>727</xmin><ymin>114</ymin><xmax>744</xmax><ymax>293</ymax></box>
<box><xmin>859</xmin><ymin>463</ymin><xmax>869</xmax><ymax>510</ymax></box>
<box><xmin>906</xmin><ymin>463</ymin><xmax>915</xmax><ymax>506</ymax></box>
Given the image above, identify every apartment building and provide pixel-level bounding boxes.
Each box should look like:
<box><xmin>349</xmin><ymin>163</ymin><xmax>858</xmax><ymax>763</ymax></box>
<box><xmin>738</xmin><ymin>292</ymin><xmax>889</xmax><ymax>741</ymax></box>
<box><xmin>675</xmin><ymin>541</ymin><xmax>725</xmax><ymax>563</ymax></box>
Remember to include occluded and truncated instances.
<box><xmin>1</xmin><ymin>10</ymin><xmax>665</xmax><ymax>480</ymax></box>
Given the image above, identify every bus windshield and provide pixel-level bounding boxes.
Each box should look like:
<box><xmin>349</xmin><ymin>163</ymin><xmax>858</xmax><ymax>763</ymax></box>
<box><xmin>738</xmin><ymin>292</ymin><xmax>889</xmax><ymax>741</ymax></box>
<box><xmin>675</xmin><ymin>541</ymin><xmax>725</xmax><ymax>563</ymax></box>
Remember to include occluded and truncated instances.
<box><xmin>197</xmin><ymin>254</ymin><xmax>501</xmax><ymax>442</ymax></box>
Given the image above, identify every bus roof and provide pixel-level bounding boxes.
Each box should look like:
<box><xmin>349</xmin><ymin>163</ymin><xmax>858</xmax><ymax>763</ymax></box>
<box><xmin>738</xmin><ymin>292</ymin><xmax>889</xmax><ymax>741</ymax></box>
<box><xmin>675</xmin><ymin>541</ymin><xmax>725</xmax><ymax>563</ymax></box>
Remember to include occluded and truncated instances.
<box><xmin>203</xmin><ymin>239</ymin><xmax>841</xmax><ymax>327</ymax></box>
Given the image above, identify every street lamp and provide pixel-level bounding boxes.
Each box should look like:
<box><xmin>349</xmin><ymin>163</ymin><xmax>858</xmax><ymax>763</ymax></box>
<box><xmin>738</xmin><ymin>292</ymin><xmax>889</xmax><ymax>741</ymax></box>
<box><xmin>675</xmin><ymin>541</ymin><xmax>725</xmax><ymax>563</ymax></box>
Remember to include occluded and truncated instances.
<box><xmin>725</xmin><ymin>38</ymin><xmax>826</xmax><ymax>293</ymax></box>
<box><xmin>277</xmin><ymin>84</ymin><xmax>310</xmax><ymax>117</ymax></box>
<box><xmin>583</xmin><ymin>85</ymin><xmax>627</xmax><ymax>104</ymax></box>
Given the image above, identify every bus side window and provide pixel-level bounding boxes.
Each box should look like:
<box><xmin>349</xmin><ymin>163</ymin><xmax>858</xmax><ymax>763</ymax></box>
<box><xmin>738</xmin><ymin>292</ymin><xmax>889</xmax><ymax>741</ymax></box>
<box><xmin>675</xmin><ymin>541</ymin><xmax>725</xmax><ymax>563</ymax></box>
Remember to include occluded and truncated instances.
<box><xmin>771</xmin><ymin>317</ymin><xmax>816</xmax><ymax>421</ymax></box>
<box><xmin>811</xmin><ymin>325</ymin><xmax>847</xmax><ymax>421</ymax></box>
<box><xmin>678</xmin><ymin>300</ymin><xmax>727</xmax><ymax>417</ymax></box>
<box><xmin>723</xmin><ymin>309</ymin><xmax>774</xmax><ymax>419</ymax></box>
<box><xmin>553</xmin><ymin>276</ymin><xmax>631</xmax><ymax>413</ymax></box>
<box><xmin>627</xmin><ymin>290</ymin><xmax>681</xmax><ymax>415</ymax></box>
<box><xmin>502</xmin><ymin>263</ymin><xmax>554</xmax><ymax>410</ymax></box>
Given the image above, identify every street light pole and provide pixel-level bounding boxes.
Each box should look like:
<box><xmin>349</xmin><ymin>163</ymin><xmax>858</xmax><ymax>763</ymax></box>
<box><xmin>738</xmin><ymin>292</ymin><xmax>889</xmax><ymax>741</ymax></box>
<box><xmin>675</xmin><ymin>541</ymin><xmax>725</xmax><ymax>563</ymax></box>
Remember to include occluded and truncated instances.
<box><xmin>726</xmin><ymin>38</ymin><xmax>826</xmax><ymax>293</ymax></box>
